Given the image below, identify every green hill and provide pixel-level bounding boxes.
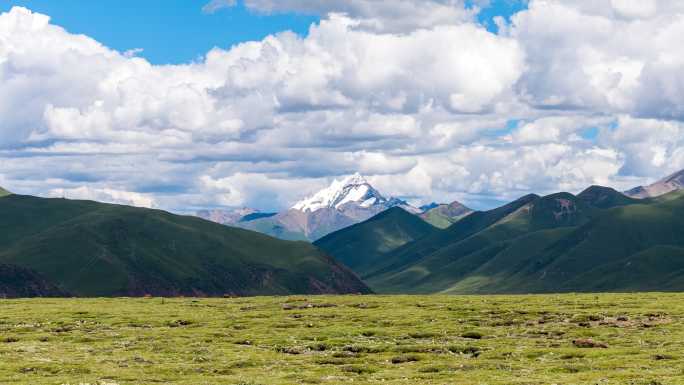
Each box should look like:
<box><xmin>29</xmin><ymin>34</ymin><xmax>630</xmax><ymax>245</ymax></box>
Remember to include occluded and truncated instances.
<box><xmin>314</xmin><ymin>207</ymin><xmax>435</xmax><ymax>277</ymax></box>
<box><xmin>0</xmin><ymin>186</ymin><xmax>11</xmax><ymax>197</ymax></box>
<box><xmin>577</xmin><ymin>185</ymin><xmax>641</xmax><ymax>209</ymax></box>
<box><xmin>419</xmin><ymin>201</ymin><xmax>472</xmax><ymax>229</ymax></box>
<box><xmin>336</xmin><ymin>187</ymin><xmax>682</xmax><ymax>294</ymax></box>
<box><xmin>0</xmin><ymin>194</ymin><xmax>370</xmax><ymax>297</ymax></box>
<box><xmin>362</xmin><ymin>194</ymin><xmax>541</xmax><ymax>283</ymax></box>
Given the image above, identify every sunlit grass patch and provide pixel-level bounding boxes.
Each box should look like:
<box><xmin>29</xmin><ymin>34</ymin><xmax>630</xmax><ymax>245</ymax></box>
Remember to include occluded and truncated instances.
<box><xmin>1</xmin><ymin>294</ymin><xmax>683</xmax><ymax>384</ymax></box>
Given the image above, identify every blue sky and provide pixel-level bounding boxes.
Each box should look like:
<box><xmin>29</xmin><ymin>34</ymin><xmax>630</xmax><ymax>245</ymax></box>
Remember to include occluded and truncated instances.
<box><xmin>0</xmin><ymin>0</ymin><xmax>526</xmax><ymax>64</ymax></box>
<box><xmin>0</xmin><ymin>0</ymin><xmax>318</xmax><ymax>64</ymax></box>
<box><xmin>470</xmin><ymin>0</ymin><xmax>528</xmax><ymax>33</ymax></box>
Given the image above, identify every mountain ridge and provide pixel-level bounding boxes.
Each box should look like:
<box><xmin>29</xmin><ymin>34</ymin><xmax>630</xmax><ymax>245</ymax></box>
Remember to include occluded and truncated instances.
<box><xmin>625</xmin><ymin>169</ymin><xmax>684</xmax><ymax>198</ymax></box>
<box><xmin>323</xmin><ymin>184</ymin><xmax>682</xmax><ymax>295</ymax></box>
<box><xmin>0</xmin><ymin>194</ymin><xmax>370</xmax><ymax>297</ymax></box>
<box><xmin>314</xmin><ymin>207</ymin><xmax>436</xmax><ymax>277</ymax></box>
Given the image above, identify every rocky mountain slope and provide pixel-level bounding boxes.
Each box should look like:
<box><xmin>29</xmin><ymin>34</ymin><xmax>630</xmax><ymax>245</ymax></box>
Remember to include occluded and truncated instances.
<box><xmin>625</xmin><ymin>169</ymin><xmax>684</xmax><ymax>198</ymax></box>
<box><xmin>195</xmin><ymin>208</ymin><xmax>276</xmax><ymax>226</ymax></box>
<box><xmin>236</xmin><ymin>174</ymin><xmax>421</xmax><ymax>241</ymax></box>
<box><xmin>0</xmin><ymin>193</ymin><xmax>370</xmax><ymax>297</ymax></box>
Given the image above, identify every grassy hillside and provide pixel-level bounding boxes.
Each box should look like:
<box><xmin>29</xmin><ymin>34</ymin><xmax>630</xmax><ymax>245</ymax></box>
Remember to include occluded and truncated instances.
<box><xmin>359</xmin><ymin>188</ymin><xmax>683</xmax><ymax>294</ymax></box>
<box><xmin>0</xmin><ymin>194</ymin><xmax>370</xmax><ymax>297</ymax></box>
<box><xmin>363</xmin><ymin>194</ymin><xmax>541</xmax><ymax>283</ymax></box>
<box><xmin>2</xmin><ymin>294</ymin><xmax>684</xmax><ymax>384</ymax></box>
<box><xmin>368</xmin><ymin>193</ymin><xmax>590</xmax><ymax>292</ymax></box>
<box><xmin>577</xmin><ymin>185</ymin><xmax>641</xmax><ymax>209</ymax></box>
<box><xmin>0</xmin><ymin>264</ymin><xmax>68</xmax><ymax>297</ymax></box>
<box><xmin>0</xmin><ymin>186</ymin><xmax>11</xmax><ymax>197</ymax></box>
<box><xmin>314</xmin><ymin>207</ymin><xmax>435</xmax><ymax>277</ymax></box>
<box><xmin>419</xmin><ymin>201</ymin><xmax>472</xmax><ymax>229</ymax></box>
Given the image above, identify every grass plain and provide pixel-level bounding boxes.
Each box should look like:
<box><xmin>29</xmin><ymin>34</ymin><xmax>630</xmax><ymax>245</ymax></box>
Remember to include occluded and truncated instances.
<box><xmin>1</xmin><ymin>294</ymin><xmax>683</xmax><ymax>385</ymax></box>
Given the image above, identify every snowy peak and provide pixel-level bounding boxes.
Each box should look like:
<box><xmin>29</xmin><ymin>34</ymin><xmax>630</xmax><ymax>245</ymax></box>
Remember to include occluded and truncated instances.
<box><xmin>292</xmin><ymin>173</ymin><xmax>388</xmax><ymax>212</ymax></box>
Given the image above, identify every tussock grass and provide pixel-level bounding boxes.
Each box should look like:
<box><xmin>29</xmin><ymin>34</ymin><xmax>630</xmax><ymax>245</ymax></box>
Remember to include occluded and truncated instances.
<box><xmin>0</xmin><ymin>293</ymin><xmax>682</xmax><ymax>384</ymax></box>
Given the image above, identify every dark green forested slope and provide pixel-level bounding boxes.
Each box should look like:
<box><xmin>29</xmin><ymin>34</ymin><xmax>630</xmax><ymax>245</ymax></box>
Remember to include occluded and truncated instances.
<box><xmin>334</xmin><ymin>186</ymin><xmax>684</xmax><ymax>294</ymax></box>
<box><xmin>314</xmin><ymin>207</ymin><xmax>435</xmax><ymax>277</ymax></box>
<box><xmin>0</xmin><ymin>194</ymin><xmax>370</xmax><ymax>297</ymax></box>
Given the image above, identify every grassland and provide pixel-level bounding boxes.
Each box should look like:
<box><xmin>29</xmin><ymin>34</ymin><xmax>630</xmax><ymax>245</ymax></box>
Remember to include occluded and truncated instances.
<box><xmin>1</xmin><ymin>294</ymin><xmax>683</xmax><ymax>385</ymax></box>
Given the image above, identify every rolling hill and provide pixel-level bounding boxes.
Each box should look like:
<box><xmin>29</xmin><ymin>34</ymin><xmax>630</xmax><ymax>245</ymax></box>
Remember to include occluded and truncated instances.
<box><xmin>314</xmin><ymin>207</ymin><xmax>436</xmax><ymax>277</ymax></box>
<box><xmin>0</xmin><ymin>194</ymin><xmax>370</xmax><ymax>297</ymax></box>
<box><xmin>318</xmin><ymin>184</ymin><xmax>684</xmax><ymax>294</ymax></box>
<box><xmin>0</xmin><ymin>186</ymin><xmax>10</xmax><ymax>197</ymax></box>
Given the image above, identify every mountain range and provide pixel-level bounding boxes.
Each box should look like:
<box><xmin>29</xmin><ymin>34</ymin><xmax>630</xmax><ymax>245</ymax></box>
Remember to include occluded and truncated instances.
<box><xmin>197</xmin><ymin>173</ymin><xmax>469</xmax><ymax>241</ymax></box>
<box><xmin>3</xmin><ymin>168</ymin><xmax>684</xmax><ymax>297</ymax></box>
<box><xmin>0</xmin><ymin>192</ymin><xmax>369</xmax><ymax>298</ymax></box>
<box><xmin>318</xmin><ymin>180</ymin><xmax>684</xmax><ymax>294</ymax></box>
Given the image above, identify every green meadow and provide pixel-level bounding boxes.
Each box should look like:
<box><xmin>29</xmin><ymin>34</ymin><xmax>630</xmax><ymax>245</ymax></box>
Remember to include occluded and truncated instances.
<box><xmin>1</xmin><ymin>294</ymin><xmax>682</xmax><ymax>385</ymax></box>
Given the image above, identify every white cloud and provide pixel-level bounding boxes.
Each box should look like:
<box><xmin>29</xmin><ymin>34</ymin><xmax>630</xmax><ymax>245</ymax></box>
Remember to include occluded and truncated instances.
<box><xmin>48</xmin><ymin>186</ymin><xmax>156</xmax><ymax>208</ymax></box>
<box><xmin>508</xmin><ymin>116</ymin><xmax>611</xmax><ymax>145</ymax></box>
<box><xmin>238</xmin><ymin>0</ymin><xmax>477</xmax><ymax>33</ymax></box>
<box><xmin>2</xmin><ymin>3</ymin><xmax>684</xmax><ymax>212</ymax></box>
<box><xmin>123</xmin><ymin>48</ymin><xmax>144</xmax><ymax>58</ymax></box>
<box><xmin>202</xmin><ymin>0</ymin><xmax>237</xmax><ymax>14</ymax></box>
<box><xmin>509</xmin><ymin>0</ymin><xmax>684</xmax><ymax>120</ymax></box>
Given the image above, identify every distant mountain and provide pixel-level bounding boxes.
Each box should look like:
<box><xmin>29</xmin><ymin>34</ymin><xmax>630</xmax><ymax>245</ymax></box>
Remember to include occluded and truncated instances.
<box><xmin>314</xmin><ymin>207</ymin><xmax>436</xmax><ymax>277</ymax></box>
<box><xmin>238</xmin><ymin>174</ymin><xmax>420</xmax><ymax>241</ymax></box>
<box><xmin>419</xmin><ymin>200</ymin><xmax>473</xmax><ymax>228</ymax></box>
<box><xmin>196</xmin><ymin>208</ymin><xmax>267</xmax><ymax>226</ymax></box>
<box><xmin>322</xmin><ymin>183</ymin><xmax>684</xmax><ymax>295</ymax></box>
<box><xmin>0</xmin><ymin>194</ymin><xmax>370</xmax><ymax>297</ymax></box>
<box><xmin>419</xmin><ymin>202</ymin><xmax>440</xmax><ymax>212</ymax></box>
<box><xmin>0</xmin><ymin>186</ymin><xmax>10</xmax><ymax>197</ymax></box>
<box><xmin>625</xmin><ymin>169</ymin><xmax>684</xmax><ymax>198</ymax></box>
<box><xmin>239</xmin><ymin>212</ymin><xmax>277</xmax><ymax>222</ymax></box>
<box><xmin>292</xmin><ymin>173</ymin><xmax>388</xmax><ymax>212</ymax></box>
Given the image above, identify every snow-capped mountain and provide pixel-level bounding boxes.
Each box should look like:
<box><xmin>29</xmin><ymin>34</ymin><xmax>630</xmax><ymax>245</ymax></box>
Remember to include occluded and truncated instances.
<box><xmin>292</xmin><ymin>173</ymin><xmax>390</xmax><ymax>212</ymax></box>
<box><xmin>292</xmin><ymin>173</ymin><xmax>421</xmax><ymax>216</ymax></box>
<box><xmin>237</xmin><ymin>173</ymin><xmax>420</xmax><ymax>241</ymax></box>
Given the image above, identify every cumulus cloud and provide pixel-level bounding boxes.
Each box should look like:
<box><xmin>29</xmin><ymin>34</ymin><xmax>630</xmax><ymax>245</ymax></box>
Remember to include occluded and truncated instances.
<box><xmin>235</xmin><ymin>0</ymin><xmax>477</xmax><ymax>33</ymax></box>
<box><xmin>1</xmin><ymin>2</ymin><xmax>684</xmax><ymax>212</ymax></box>
<box><xmin>509</xmin><ymin>0</ymin><xmax>684</xmax><ymax>120</ymax></box>
<box><xmin>202</xmin><ymin>0</ymin><xmax>237</xmax><ymax>14</ymax></box>
<box><xmin>47</xmin><ymin>186</ymin><xmax>156</xmax><ymax>208</ymax></box>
